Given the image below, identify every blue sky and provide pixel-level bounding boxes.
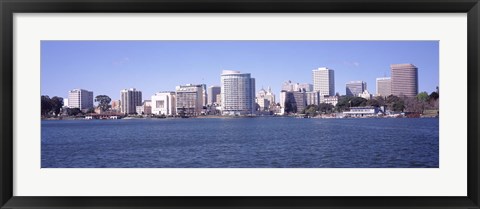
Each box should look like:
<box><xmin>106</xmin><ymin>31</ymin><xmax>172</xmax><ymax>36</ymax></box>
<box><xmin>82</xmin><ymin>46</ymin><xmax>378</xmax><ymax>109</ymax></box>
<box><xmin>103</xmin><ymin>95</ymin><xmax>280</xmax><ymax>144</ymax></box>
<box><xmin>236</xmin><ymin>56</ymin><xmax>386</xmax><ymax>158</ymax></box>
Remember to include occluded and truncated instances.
<box><xmin>41</xmin><ymin>41</ymin><xmax>438</xmax><ymax>101</ymax></box>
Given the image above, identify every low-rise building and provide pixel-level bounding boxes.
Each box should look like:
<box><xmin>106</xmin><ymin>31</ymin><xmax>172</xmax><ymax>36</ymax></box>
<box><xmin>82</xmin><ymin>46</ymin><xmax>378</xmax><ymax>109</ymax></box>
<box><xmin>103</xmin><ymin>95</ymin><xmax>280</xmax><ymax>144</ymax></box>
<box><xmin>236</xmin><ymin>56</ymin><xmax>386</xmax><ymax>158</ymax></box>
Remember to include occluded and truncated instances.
<box><xmin>343</xmin><ymin>106</ymin><xmax>383</xmax><ymax>117</ymax></box>
<box><xmin>358</xmin><ymin>90</ymin><xmax>373</xmax><ymax>100</ymax></box>
<box><xmin>151</xmin><ymin>92</ymin><xmax>176</xmax><ymax>116</ymax></box>
<box><xmin>322</xmin><ymin>95</ymin><xmax>339</xmax><ymax>106</ymax></box>
<box><xmin>136</xmin><ymin>100</ymin><xmax>152</xmax><ymax>115</ymax></box>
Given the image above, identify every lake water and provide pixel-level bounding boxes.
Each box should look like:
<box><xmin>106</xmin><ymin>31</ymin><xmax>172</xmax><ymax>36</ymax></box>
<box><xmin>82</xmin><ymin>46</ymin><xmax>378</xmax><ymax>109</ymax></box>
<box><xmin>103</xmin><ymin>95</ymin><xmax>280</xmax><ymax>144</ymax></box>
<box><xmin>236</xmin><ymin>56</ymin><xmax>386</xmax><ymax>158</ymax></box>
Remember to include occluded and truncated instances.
<box><xmin>41</xmin><ymin>117</ymin><xmax>439</xmax><ymax>168</ymax></box>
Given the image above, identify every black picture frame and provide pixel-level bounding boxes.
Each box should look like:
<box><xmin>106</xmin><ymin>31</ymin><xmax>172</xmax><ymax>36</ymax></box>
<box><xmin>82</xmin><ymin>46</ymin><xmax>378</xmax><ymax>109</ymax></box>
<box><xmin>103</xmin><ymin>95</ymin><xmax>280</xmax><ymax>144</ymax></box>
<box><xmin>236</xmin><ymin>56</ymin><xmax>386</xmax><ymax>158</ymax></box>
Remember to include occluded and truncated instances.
<box><xmin>1</xmin><ymin>0</ymin><xmax>479</xmax><ymax>208</ymax></box>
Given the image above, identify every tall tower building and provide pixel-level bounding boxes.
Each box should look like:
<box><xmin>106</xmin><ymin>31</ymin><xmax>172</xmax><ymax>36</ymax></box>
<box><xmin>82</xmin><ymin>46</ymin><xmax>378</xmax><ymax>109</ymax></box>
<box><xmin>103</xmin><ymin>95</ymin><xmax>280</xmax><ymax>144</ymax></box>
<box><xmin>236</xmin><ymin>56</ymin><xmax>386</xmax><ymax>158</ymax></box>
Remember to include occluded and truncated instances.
<box><xmin>120</xmin><ymin>88</ymin><xmax>142</xmax><ymax>114</ymax></box>
<box><xmin>391</xmin><ymin>64</ymin><xmax>418</xmax><ymax>97</ymax></box>
<box><xmin>376</xmin><ymin>77</ymin><xmax>392</xmax><ymax>97</ymax></box>
<box><xmin>175</xmin><ymin>84</ymin><xmax>203</xmax><ymax>116</ymax></box>
<box><xmin>207</xmin><ymin>86</ymin><xmax>221</xmax><ymax>105</ymax></box>
<box><xmin>346</xmin><ymin>81</ymin><xmax>367</xmax><ymax>96</ymax></box>
<box><xmin>68</xmin><ymin>89</ymin><xmax>93</xmax><ymax>111</ymax></box>
<box><xmin>221</xmin><ymin>70</ymin><xmax>256</xmax><ymax>115</ymax></box>
<box><xmin>312</xmin><ymin>67</ymin><xmax>335</xmax><ymax>96</ymax></box>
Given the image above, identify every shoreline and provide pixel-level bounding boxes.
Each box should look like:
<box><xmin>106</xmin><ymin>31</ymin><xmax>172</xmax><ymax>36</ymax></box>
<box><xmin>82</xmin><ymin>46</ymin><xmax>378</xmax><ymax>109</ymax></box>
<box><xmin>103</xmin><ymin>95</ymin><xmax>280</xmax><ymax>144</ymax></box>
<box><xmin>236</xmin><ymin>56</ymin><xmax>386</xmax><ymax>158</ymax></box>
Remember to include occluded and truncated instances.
<box><xmin>41</xmin><ymin>115</ymin><xmax>439</xmax><ymax>120</ymax></box>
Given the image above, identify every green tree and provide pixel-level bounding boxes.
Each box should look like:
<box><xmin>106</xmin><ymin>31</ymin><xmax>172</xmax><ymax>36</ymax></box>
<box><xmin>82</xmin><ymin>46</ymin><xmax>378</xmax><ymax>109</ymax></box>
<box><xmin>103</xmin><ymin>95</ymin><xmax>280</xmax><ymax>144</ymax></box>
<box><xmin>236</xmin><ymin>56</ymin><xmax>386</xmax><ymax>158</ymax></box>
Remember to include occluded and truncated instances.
<box><xmin>86</xmin><ymin>107</ymin><xmax>95</xmax><ymax>114</ymax></box>
<box><xmin>350</xmin><ymin>97</ymin><xmax>367</xmax><ymax>107</ymax></box>
<box><xmin>416</xmin><ymin>92</ymin><xmax>429</xmax><ymax>102</ymax></box>
<box><xmin>335</xmin><ymin>96</ymin><xmax>353</xmax><ymax>112</ymax></box>
<box><xmin>429</xmin><ymin>91</ymin><xmax>439</xmax><ymax>101</ymax></box>
<box><xmin>366</xmin><ymin>98</ymin><xmax>381</xmax><ymax>107</ymax></box>
<box><xmin>50</xmin><ymin>96</ymin><xmax>64</xmax><ymax>117</ymax></box>
<box><xmin>95</xmin><ymin>95</ymin><xmax>112</xmax><ymax>112</ymax></box>
<box><xmin>318</xmin><ymin>103</ymin><xmax>334</xmax><ymax>113</ymax></box>
<box><xmin>67</xmin><ymin>108</ymin><xmax>82</xmax><ymax>116</ymax></box>
<box><xmin>41</xmin><ymin>95</ymin><xmax>52</xmax><ymax>117</ymax></box>
<box><xmin>302</xmin><ymin>104</ymin><xmax>318</xmax><ymax>116</ymax></box>
<box><xmin>386</xmin><ymin>95</ymin><xmax>405</xmax><ymax>112</ymax></box>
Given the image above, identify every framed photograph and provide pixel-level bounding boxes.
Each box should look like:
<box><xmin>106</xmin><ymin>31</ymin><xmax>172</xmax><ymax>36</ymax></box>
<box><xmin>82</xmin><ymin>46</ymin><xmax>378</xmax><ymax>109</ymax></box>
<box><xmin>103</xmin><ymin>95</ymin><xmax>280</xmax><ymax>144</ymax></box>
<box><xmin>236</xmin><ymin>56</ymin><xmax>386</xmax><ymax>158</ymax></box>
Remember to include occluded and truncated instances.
<box><xmin>1</xmin><ymin>0</ymin><xmax>479</xmax><ymax>208</ymax></box>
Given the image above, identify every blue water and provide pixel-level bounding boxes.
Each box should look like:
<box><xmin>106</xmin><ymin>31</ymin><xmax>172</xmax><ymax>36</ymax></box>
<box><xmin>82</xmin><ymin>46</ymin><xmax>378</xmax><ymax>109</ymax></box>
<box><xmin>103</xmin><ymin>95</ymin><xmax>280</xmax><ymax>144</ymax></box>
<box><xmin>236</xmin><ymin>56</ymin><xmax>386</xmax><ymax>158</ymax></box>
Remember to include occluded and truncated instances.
<box><xmin>41</xmin><ymin>117</ymin><xmax>439</xmax><ymax>168</ymax></box>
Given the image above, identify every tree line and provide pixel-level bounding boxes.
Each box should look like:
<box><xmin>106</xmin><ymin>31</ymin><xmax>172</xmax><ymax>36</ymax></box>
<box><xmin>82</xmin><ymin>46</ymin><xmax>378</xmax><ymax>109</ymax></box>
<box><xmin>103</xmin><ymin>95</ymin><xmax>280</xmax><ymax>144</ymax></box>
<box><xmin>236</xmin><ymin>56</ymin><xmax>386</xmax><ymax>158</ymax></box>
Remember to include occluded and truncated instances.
<box><xmin>283</xmin><ymin>91</ymin><xmax>439</xmax><ymax>116</ymax></box>
<box><xmin>41</xmin><ymin>95</ymin><xmax>112</xmax><ymax>118</ymax></box>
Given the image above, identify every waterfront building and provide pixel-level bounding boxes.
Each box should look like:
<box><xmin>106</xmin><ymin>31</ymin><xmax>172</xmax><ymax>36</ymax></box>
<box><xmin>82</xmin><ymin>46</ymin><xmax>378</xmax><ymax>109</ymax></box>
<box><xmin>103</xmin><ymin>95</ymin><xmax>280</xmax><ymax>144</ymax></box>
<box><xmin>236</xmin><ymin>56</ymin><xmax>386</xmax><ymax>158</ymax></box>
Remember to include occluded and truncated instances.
<box><xmin>256</xmin><ymin>87</ymin><xmax>276</xmax><ymax>111</ymax></box>
<box><xmin>63</xmin><ymin>98</ymin><xmax>69</xmax><ymax>108</ymax></box>
<box><xmin>343</xmin><ymin>106</ymin><xmax>383</xmax><ymax>117</ymax></box>
<box><xmin>175</xmin><ymin>84</ymin><xmax>203</xmax><ymax>116</ymax></box>
<box><xmin>346</xmin><ymin>81</ymin><xmax>367</xmax><ymax>97</ymax></box>
<box><xmin>391</xmin><ymin>64</ymin><xmax>418</xmax><ymax>97</ymax></box>
<box><xmin>264</xmin><ymin>86</ymin><xmax>276</xmax><ymax>105</ymax></box>
<box><xmin>68</xmin><ymin>89</ymin><xmax>94</xmax><ymax>111</ymax></box>
<box><xmin>111</xmin><ymin>100</ymin><xmax>121</xmax><ymax>112</ymax></box>
<box><xmin>136</xmin><ymin>100</ymin><xmax>152</xmax><ymax>115</ymax></box>
<box><xmin>312</xmin><ymin>67</ymin><xmax>335</xmax><ymax>96</ymax></box>
<box><xmin>306</xmin><ymin>91</ymin><xmax>321</xmax><ymax>105</ymax></box>
<box><xmin>200</xmin><ymin>84</ymin><xmax>207</xmax><ymax>106</ymax></box>
<box><xmin>280</xmin><ymin>89</ymin><xmax>307</xmax><ymax>114</ymax></box>
<box><xmin>221</xmin><ymin>70</ymin><xmax>256</xmax><ymax>115</ymax></box>
<box><xmin>120</xmin><ymin>88</ymin><xmax>142</xmax><ymax>114</ymax></box>
<box><xmin>322</xmin><ymin>95</ymin><xmax>339</xmax><ymax>106</ymax></box>
<box><xmin>292</xmin><ymin>90</ymin><xmax>307</xmax><ymax>113</ymax></box>
<box><xmin>207</xmin><ymin>86</ymin><xmax>221</xmax><ymax>105</ymax></box>
<box><xmin>376</xmin><ymin>77</ymin><xmax>392</xmax><ymax>97</ymax></box>
<box><xmin>216</xmin><ymin>94</ymin><xmax>222</xmax><ymax>106</ymax></box>
<box><xmin>359</xmin><ymin>90</ymin><xmax>373</xmax><ymax>100</ymax></box>
<box><xmin>151</xmin><ymin>92</ymin><xmax>176</xmax><ymax>116</ymax></box>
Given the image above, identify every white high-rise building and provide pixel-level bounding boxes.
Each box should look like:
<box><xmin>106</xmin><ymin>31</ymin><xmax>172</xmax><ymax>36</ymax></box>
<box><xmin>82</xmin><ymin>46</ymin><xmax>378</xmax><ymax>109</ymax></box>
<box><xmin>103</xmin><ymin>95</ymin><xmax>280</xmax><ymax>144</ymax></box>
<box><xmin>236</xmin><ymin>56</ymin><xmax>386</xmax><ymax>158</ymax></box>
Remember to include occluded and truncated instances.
<box><xmin>346</xmin><ymin>81</ymin><xmax>367</xmax><ymax>96</ymax></box>
<box><xmin>68</xmin><ymin>89</ymin><xmax>93</xmax><ymax>111</ymax></box>
<box><xmin>376</xmin><ymin>77</ymin><xmax>392</xmax><ymax>97</ymax></box>
<box><xmin>221</xmin><ymin>70</ymin><xmax>256</xmax><ymax>115</ymax></box>
<box><xmin>151</xmin><ymin>92</ymin><xmax>176</xmax><ymax>116</ymax></box>
<box><xmin>120</xmin><ymin>88</ymin><xmax>142</xmax><ymax>114</ymax></box>
<box><xmin>312</xmin><ymin>67</ymin><xmax>335</xmax><ymax>96</ymax></box>
<box><xmin>207</xmin><ymin>86</ymin><xmax>221</xmax><ymax>105</ymax></box>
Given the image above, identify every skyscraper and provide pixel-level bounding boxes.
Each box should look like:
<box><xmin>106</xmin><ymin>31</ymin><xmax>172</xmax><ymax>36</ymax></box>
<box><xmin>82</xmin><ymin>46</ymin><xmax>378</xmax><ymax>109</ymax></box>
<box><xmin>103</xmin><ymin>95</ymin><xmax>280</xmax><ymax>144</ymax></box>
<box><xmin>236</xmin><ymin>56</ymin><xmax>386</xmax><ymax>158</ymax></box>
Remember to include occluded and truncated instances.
<box><xmin>376</xmin><ymin>77</ymin><xmax>392</xmax><ymax>97</ymax></box>
<box><xmin>391</xmin><ymin>64</ymin><xmax>418</xmax><ymax>97</ymax></box>
<box><xmin>221</xmin><ymin>70</ymin><xmax>255</xmax><ymax>115</ymax></box>
<box><xmin>120</xmin><ymin>88</ymin><xmax>142</xmax><ymax>114</ymax></box>
<box><xmin>346</xmin><ymin>81</ymin><xmax>367</xmax><ymax>96</ymax></box>
<box><xmin>312</xmin><ymin>67</ymin><xmax>335</xmax><ymax>96</ymax></box>
<box><xmin>68</xmin><ymin>89</ymin><xmax>93</xmax><ymax>111</ymax></box>
<box><xmin>207</xmin><ymin>86</ymin><xmax>221</xmax><ymax>105</ymax></box>
<box><xmin>175</xmin><ymin>84</ymin><xmax>203</xmax><ymax>116</ymax></box>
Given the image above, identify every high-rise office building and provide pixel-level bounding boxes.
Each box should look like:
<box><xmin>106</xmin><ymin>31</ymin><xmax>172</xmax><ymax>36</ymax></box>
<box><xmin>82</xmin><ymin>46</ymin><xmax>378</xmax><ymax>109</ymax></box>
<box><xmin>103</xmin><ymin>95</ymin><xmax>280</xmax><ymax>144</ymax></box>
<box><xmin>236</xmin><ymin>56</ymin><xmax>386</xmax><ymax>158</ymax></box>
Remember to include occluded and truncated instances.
<box><xmin>120</xmin><ymin>88</ymin><xmax>142</xmax><ymax>114</ymax></box>
<box><xmin>346</xmin><ymin>81</ymin><xmax>367</xmax><ymax>96</ymax></box>
<box><xmin>151</xmin><ymin>92</ymin><xmax>176</xmax><ymax>116</ymax></box>
<box><xmin>207</xmin><ymin>86</ymin><xmax>221</xmax><ymax>105</ymax></box>
<box><xmin>221</xmin><ymin>70</ymin><xmax>255</xmax><ymax>115</ymax></box>
<box><xmin>175</xmin><ymin>84</ymin><xmax>203</xmax><ymax>116</ymax></box>
<box><xmin>306</xmin><ymin>91</ymin><xmax>321</xmax><ymax>105</ymax></box>
<box><xmin>68</xmin><ymin>89</ymin><xmax>93</xmax><ymax>111</ymax></box>
<box><xmin>376</xmin><ymin>77</ymin><xmax>392</xmax><ymax>97</ymax></box>
<box><xmin>391</xmin><ymin>64</ymin><xmax>418</xmax><ymax>97</ymax></box>
<box><xmin>200</xmin><ymin>84</ymin><xmax>207</xmax><ymax>106</ymax></box>
<box><xmin>312</xmin><ymin>67</ymin><xmax>335</xmax><ymax>96</ymax></box>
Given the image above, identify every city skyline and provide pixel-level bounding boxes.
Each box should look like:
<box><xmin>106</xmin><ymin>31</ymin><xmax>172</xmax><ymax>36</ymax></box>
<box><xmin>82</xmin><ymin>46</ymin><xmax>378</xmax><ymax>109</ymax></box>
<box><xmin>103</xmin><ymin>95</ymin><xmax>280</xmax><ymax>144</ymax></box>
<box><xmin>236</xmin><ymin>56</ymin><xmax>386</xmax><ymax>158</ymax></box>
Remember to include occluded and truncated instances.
<box><xmin>41</xmin><ymin>41</ymin><xmax>439</xmax><ymax>100</ymax></box>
